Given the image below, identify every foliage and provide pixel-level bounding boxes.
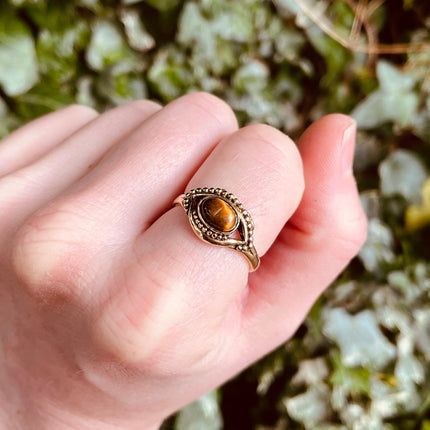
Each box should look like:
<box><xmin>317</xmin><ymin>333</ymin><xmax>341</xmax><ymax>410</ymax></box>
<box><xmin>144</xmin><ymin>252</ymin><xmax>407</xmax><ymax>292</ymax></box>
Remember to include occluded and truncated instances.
<box><xmin>1</xmin><ymin>0</ymin><xmax>430</xmax><ymax>429</ymax></box>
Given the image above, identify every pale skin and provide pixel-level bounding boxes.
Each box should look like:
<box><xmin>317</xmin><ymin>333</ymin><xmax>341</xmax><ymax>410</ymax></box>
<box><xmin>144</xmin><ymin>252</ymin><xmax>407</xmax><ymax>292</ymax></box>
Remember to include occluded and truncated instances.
<box><xmin>0</xmin><ymin>93</ymin><xmax>367</xmax><ymax>430</ymax></box>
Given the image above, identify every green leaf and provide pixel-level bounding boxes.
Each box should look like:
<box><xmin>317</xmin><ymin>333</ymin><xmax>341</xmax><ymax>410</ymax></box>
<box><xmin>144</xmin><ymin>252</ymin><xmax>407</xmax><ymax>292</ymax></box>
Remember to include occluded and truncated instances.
<box><xmin>148</xmin><ymin>48</ymin><xmax>193</xmax><ymax>102</ymax></box>
<box><xmin>86</xmin><ymin>19</ymin><xmax>142</xmax><ymax>72</ymax></box>
<box><xmin>13</xmin><ymin>81</ymin><xmax>75</xmax><ymax>119</ymax></box>
<box><xmin>284</xmin><ymin>384</ymin><xmax>331</xmax><ymax>428</ymax></box>
<box><xmin>175</xmin><ymin>391</ymin><xmax>223</xmax><ymax>430</ymax></box>
<box><xmin>0</xmin><ymin>97</ymin><xmax>21</xmax><ymax>138</ymax></box>
<box><xmin>352</xmin><ymin>61</ymin><xmax>419</xmax><ymax>129</ymax></box>
<box><xmin>95</xmin><ymin>66</ymin><xmax>147</xmax><ymax>105</ymax></box>
<box><xmin>26</xmin><ymin>2</ymin><xmax>81</xmax><ymax>32</ymax></box>
<box><xmin>119</xmin><ymin>9</ymin><xmax>155</xmax><ymax>52</ymax></box>
<box><xmin>36</xmin><ymin>21</ymin><xmax>90</xmax><ymax>84</ymax></box>
<box><xmin>379</xmin><ymin>149</ymin><xmax>428</xmax><ymax>206</ymax></box>
<box><xmin>0</xmin><ymin>12</ymin><xmax>39</xmax><ymax>96</ymax></box>
<box><xmin>330</xmin><ymin>350</ymin><xmax>371</xmax><ymax>396</ymax></box>
<box><xmin>306</xmin><ymin>26</ymin><xmax>351</xmax><ymax>87</ymax></box>
<box><xmin>323</xmin><ymin>308</ymin><xmax>396</xmax><ymax>370</ymax></box>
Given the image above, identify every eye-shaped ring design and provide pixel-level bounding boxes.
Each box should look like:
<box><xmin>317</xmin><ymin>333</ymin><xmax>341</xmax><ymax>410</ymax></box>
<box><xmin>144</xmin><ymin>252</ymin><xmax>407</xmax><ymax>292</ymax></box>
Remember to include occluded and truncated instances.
<box><xmin>173</xmin><ymin>188</ymin><xmax>260</xmax><ymax>271</ymax></box>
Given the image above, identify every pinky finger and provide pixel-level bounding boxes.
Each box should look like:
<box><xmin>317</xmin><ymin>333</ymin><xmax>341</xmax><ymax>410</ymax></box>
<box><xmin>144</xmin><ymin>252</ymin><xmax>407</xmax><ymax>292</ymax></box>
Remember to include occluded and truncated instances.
<box><xmin>0</xmin><ymin>104</ymin><xmax>98</xmax><ymax>178</ymax></box>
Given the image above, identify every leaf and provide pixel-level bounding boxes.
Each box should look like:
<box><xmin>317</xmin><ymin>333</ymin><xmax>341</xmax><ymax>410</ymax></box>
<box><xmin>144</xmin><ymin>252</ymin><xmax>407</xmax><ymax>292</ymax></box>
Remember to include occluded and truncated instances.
<box><xmin>175</xmin><ymin>391</ymin><xmax>223</xmax><ymax>430</ymax></box>
<box><xmin>147</xmin><ymin>48</ymin><xmax>193</xmax><ymax>102</ymax></box>
<box><xmin>119</xmin><ymin>8</ymin><xmax>155</xmax><ymax>52</ymax></box>
<box><xmin>177</xmin><ymin>1</ymin><xmax>254</xmax><ymax>74</ymax></box>
<box><xmin>36</xmin><ymin>21</ymin><xmax>90</xmax><ymax>84</ymax></box>
<box><xmin>232</xmin><ymin>60</ymin><xmax>270</xmax><ymax>93</ymax></box>
<box><xmin>0</xmin><ymin>97</ymin><xmax>21</xmax><ymax>138</ymax></box>
<box><xmin>358</xmin><ymin>218</ymin><xmax>396</xmax><ymax>274</ymax></box>
<box><xmin>378</xmin><ymin>60</ymin><xmax>415</xmax><ymax>93</ymax></box>
<box><xmin>95</xmin><ymin>65</ymin><xmax>147</xmax><ymax>105</ymax></box>
<box><xmin>323</xmin><ymin>308</ymin><xmax>396</xmax><ymax>370</ymax></box>
<box><xmin>86</xmin><ymin>19</ymin><xmax>142</xmax><ymax>72</ymax></box>
<box><xmin>13</xmin><ymin>81</ymin><xmax>75</xmax><ymax>119</ymax></box>
<box><xmin>291</xmin><ymin>357</ymin><xmax>329</xmax><ymax>387</ymax></box>
<box><xmin>306</xmin><ymin>25</ymin><xmax>351</xmax><ymax>87</ymax></box>
<box><xmin>379</xmin><ymin>149</ymin><xmax>428</xmax><ymax>206</ymax></box>
<box><xmin>352</xmin><ymin>61</ymin><xmax>419</xmax><ymax>129</ymax></box>
<box><xmin>0</xmin><ymin>12</ymin><xmax>39</xmax><ymax>96</ymax></box>
<box><xmin>283</xmin><ymin>384</ymin><xmax>331</xmax><ymax>429</ymax></box>
<box><xmin>330</xmin><ymin>350</ymin><xmax>371</xmax><ymax>396</ymax></box>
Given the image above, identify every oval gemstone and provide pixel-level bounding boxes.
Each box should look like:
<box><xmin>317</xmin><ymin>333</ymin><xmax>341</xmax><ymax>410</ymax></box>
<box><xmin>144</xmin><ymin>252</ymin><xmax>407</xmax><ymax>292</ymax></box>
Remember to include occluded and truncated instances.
<box><xmin>201</xmin><ymin>198</ymin><xmax>237</xmax><ymax>232</ymax></box>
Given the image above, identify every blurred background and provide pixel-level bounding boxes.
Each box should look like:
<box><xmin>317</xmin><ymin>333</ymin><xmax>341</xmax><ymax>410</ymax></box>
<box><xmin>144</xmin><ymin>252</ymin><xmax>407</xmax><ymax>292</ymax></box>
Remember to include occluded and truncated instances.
<box><xmin>1</xmin><ymin>0</ymin><xmax>430</xmax><ymax>429</ymax></box>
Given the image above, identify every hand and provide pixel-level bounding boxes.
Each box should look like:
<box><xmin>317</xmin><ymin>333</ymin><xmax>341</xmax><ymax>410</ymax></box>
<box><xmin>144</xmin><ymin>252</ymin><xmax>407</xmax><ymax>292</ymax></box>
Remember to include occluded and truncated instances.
<box><xmin>0</xmin><ymin>93</ymin><xmax>366</xmax><ymax>430</ymax></box>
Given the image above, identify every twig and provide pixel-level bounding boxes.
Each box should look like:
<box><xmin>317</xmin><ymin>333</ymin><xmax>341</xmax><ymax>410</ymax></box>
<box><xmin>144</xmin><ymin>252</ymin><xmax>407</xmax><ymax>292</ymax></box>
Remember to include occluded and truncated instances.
<box><xmin>293</xmin><ymin>0</ymin><xmax>430</xmax><ymax>54</ymax></box>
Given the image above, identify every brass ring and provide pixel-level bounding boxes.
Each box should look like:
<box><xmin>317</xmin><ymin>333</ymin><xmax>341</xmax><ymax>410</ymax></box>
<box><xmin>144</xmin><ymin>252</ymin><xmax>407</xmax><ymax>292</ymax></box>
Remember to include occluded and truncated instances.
<box><xmin>173</xmin><ymin>188</ymin><xmax>260</xmax><ymax>272</ymax></box>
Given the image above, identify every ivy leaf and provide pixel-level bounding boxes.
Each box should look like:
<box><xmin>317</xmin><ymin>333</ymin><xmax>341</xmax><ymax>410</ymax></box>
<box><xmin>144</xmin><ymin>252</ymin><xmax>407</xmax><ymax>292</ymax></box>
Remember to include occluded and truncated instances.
<box><xmin>36</xmin><ymin>21</ymin><xmax>90</xmax><ymax>84</ymax></box>
<box><xmin>0</xmin><ymin>97</ymin><xmax>21</xmax><ymax>138</ymax></box>
<box><xmin>379</xmin><ymin>149</ymin><xmax>428</xmax><ymax>206</ymax></box>
<box><xmin>175</xmin><ymin>391</ymin><xmax>222</xmax><ymax>430</ymax></box>
<box><xmin>283</xmin><ymin>384</ymin><xmax>331</xmax><ymax>429</ymax></box>
<box><xmin>13</xmin><ymin>81</ymin><xmax>75</xmax><ymax>119</ymax></box>
<box><xmin>352</xmin><ymin>61</ymin><xmax>419</xmax><ymax>129</ymax></box>
<box><xmin>148</xmin><ymin>48</ymin><xmax>193</xmax><ymax>102</ymax></box>
<box><xmin>0</xmin><ymin>12</ymin><xmax>39</xmax><ymax>96</ymax></box>
<box><xmin>323</xmin><ymin>308</ymin><xmax>396</xmax><ymax>371</ymax></box>
<box><xmin>86</xmin><ymin>19</ymin><xmax>142</xmax><ymax>72</ymax></box>
<box><xmin>119</xmin><ymin>8</ymin><xmax>155</xmax><ymax>52</ymax></box>
<box><xmin>330</xmin><ymin>350</ymin><xmax>371</xmax><ymax>396</ymax></box>
<box><xmin>358</xmin><ymin>218</ymin><xmax>396</xmax><ymax>274</ymax></box>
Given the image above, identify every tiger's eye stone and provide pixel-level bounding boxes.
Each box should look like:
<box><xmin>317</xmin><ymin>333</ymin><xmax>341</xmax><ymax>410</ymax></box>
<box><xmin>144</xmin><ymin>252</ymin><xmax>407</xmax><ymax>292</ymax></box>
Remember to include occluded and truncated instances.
<box><xmin>201</xmin><ymin>198</ymin><xmax>237</xmax><ymax>232</ymax></box>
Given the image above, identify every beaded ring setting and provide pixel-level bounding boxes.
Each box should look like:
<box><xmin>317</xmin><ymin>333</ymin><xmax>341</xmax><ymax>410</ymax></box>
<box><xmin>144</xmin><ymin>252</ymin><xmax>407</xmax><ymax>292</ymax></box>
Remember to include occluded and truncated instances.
<box><xmin>173</xmin><ymin>187</ymin><xmax>260</xmax><ymax>271</ymax></box>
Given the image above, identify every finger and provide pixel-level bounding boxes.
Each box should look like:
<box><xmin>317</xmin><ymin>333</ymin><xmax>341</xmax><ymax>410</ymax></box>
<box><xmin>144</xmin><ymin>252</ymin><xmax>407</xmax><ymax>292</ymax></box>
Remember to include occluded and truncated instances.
<box><xmin>0</xmin><ymin>105</ymin><xmax>98</xmax><ymax>177</ymax></box>
<box><xmin>12</xmin><ymin>92</ymin><xmax>238</xmax><ymax>244</ymax></box>
<box><xmin>93</xmin><ymin>124</ymin><xmax>304</xmax><ymax>367</ymax></box>
<box><xmin>237</xmin><ymin>114</ymin><xmax>367</xmax><ymax>363</ymax></box>
<box><xmin>0</xmin><ymin>100</ymin><xmax>162</xmax><ymax>231</ymax></box>
<box><xmin>11</xmin><ymin>93</ymin><xmax>238</xmax><ymax>302</ymax></box>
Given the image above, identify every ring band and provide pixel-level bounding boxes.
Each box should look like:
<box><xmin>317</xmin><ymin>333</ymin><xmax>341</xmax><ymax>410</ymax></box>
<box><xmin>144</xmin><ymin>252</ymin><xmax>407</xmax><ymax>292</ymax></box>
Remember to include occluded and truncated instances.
<box><xmin>173</xmin><ymin>188</ymin><xmax>260</xmax><ymax>272</ymax></box>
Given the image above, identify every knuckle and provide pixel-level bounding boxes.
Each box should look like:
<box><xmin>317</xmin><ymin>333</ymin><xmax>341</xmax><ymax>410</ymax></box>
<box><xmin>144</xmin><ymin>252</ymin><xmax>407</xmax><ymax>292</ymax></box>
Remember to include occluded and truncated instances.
<box><xmin>122</xmin><ymin>99</ymin><xmax>163</xmax><ymax>115</ymax></box>
<box><xmin>181</xmin><ymin>92</ymin><xmax>238</xmax><ymax>130</ymax></box>
<box><xmin>11</xmin><ymin>203</ymin><xmax>92</xmax><ymax>302</ymax></box>
<box><xmin>241</xmin><ymin>123</ymin><xmax>302</xmax><ymax>168</ymax></box>
<box><xmin>236</xmin><ymin>124</ymin><xmax>304</xmax><ymax>195</ymax></box>
<box><xmin>66</xmin><ymin>104</ymin><xmax>99</xmax><ymax>119</ymax></box>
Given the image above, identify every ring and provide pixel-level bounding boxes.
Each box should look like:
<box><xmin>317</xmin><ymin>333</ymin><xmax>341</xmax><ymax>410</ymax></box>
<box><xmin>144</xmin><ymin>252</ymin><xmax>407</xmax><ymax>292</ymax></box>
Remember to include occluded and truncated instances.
<box><xmin>173</xmin><ymin>187</ymin><xmax>260</xmax><ymax>271</ymax></box>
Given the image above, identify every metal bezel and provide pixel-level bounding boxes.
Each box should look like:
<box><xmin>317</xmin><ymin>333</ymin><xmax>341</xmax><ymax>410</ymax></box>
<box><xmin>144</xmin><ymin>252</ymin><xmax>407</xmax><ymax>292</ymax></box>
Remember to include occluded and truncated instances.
<box><xmin>175</xmin><ymin>187</ymin><xmax>259</xmax><ymax>271</ymax></box>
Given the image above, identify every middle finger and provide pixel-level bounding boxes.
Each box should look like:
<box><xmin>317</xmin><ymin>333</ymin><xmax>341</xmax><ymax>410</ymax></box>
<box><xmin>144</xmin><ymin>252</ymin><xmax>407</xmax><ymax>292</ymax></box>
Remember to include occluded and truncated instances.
<box><xmin>10</xmin><ymin>93</ymin><xmax>238</xmax><ymax>301</ymax></box>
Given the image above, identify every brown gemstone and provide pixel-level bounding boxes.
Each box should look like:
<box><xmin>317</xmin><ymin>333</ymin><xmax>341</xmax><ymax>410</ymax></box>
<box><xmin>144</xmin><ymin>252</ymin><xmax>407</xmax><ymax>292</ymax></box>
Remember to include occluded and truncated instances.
<box><xmin>201</xmin><ymin>197</ymin><xmax>237</xmax><ymax>232</ymax></box>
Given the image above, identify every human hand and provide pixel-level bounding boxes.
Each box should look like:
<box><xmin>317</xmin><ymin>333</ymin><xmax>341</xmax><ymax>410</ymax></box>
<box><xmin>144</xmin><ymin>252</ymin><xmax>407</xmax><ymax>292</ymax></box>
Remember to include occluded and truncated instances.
<box><xmin>0</xmin><ymin>93</ymin><xmax>366</xmax><ymax>430</ymax></box>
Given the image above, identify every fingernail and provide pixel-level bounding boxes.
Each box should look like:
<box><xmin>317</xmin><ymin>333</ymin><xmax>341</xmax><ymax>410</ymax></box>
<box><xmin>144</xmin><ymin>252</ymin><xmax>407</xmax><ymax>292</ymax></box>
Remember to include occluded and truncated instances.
<box><xmin>341</xmin><ymin>121</ymin><xmax>356</xmax><ymax>175</ymax></box>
